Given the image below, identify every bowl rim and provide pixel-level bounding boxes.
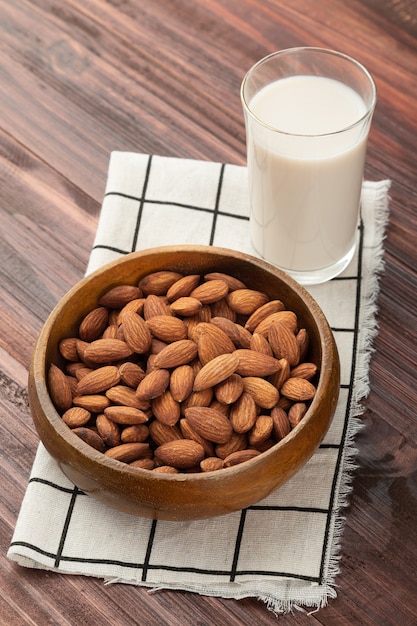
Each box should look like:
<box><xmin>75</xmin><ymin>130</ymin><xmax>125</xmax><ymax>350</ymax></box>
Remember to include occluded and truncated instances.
<box><xmin>31</xmin><ymin>244</ymin><xmax>340</xmax><ymax>483</ymax></box>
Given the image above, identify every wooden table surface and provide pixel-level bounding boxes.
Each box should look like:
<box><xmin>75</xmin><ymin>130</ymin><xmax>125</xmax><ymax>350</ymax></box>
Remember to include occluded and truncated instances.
<box><xmin>1</xmin><ymin>1</ymin><xmax>417</xmax><ymax>624</ymax></box>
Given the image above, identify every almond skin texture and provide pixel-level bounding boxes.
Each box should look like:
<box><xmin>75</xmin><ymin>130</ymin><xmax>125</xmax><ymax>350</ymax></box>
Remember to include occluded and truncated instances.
<box><xmin>254</xmin><ymin>310</ymin><xmax>298</xmax><ymax>336</ymax></box>
<box><xmin>229</xmin><ymin>392</ymin><xmax>258</xmax><ymax>434</ymax></box>
<box><xmin>138</xmin><ymin>271</ymin><xmax>183</xmax><ymax>295</ymax></box>
<box><xmin>149</xmin><ymin>420</ymin><xmax>183</xmax><ymax>446</ymax></box>
<box><xmin>204</xmin><ymin>272</ymin><xmax>246</xmax><ymax>291</ymax></box>
<box><xmin>190</xmin><ymin>279</ymin><xmax>229</xmax><ymax>304</ymax></box>
<box><xmin>76</xmin><ymin>365</ymin><xmax>121</xmax><ymax>396</ymax></box>
<box><xmin>234</xmin><ymin>349</ymin><xmax>281</xmax><ymax>377</ymax></box>
<box><xmin>104</xmin><ymin>442</ymin><xmax>151</xmax><ymax>463</ymax></box>
<box><xmin>96</xmin><ymin>413</ymin><xmax>121</xmax><ymax>447</ymax></box>
<box><xmin>143</xmin><ymin>294</ymin><xmax>173</xmax><ymax>319</ymax></box>
<box><xmin>151</xmin><ymin>390</ymin><xmax>181</xmax><ymax>426</ymax></box>
<box><xmin>244</xmin><ymin>299</ymin><xmax>285</xmax><ymax>332</ymax></box>
<box><xmin>104</xmin><ymin>406</ymin><xmax>150</xmax><ymax>425</ymax></box>
<box><xmin>200</xmin><ymin>457</ymin><xmax>224</xmax><ymax>472</ymax></box>
<box><xmin>72</xmin><ymin>394</ymin><xmax>111</xmax><ymax>413</ymax></box>
<box><xmin>155</xmin><ymin>439</ymin><xmax>205</xmax><ymax>469</ymax></box>
<box><xmin>242</xmin><ymin>376</ymin><xmax>280</xmax><ymax>409</ymax></box>
<box><xmin>98</xmin><ymin>285</ymin><xmax>142</xmax><ymax>308</ymax></box>
<box><xmin>48</xmin><ymin>363</ymin><xmax>73</xmax><ymax>412</ymax></box>
<box><xmin>214</xmin><ymin>373</ymin><xmax>244</xmax><ymax>405</ymax></box>
<box><xmin>122</xmin><ymin>310</ymin><xmax>153</xmax><ymax>354</ymax></box>
<box><xmin>169</xmin><ymin>297</ymin><xmax>202</xmax><ymax>317</ymax></box>
<box><xmin>78</xmin><ymin>306</ymin><xmax>109</xmax><ymax>342</ymax></box>
<box><xmin>84</xmin><ymin>338</ymin><xmax>134</xmax><ymax>364</ymax></box>
<box><xmin>196</xmin><ymin>323</ymin><xmax>235</xmax><ymax>364</ymax></box>
<box><xmin>169</xmin><ymin>364</ymin><xmax>195</xmax><ymax>402</ymax></box>
<box><xmin>72</xmin><ymin>427</ymin><xmax>105</xmax><ymax>452</ymax></box>
<box><xmin>223</xmin><ymin>448</ymin><xmax>261</xmax><ymax>467</ymax></box>
<box><xmin>62</xmin><ymin>407</ymin><xmax>91</xmax><ymax>428</ymax></box>
<box><xmin>153</xmin><ymin>339</ymin><xmax>198</xmax><ymax>369</ymax></box>
<box><xmin>136</xmin><ymin>368</ymin><xmax>170</xmax><ymax>400</ymax></box>
<box><xmin>106</xmin><ymin>385</ymin><xmax>150</xmax><ymax>410</ymax></box>
<box><xmin>193</xmin><ymin>352</ymin><xmax>239</xmax><ymax>392</ymax></box>
<box><xmin>184</xmin><ymin>406</ymin><xmax>233</xmax><ymax>444</ymax></box>
<box><xmin>118</xmin><ymin>362</ymin><xmax>146</xmax><ymax>388</ymax></box>
<box><xmin>268</xmin><ymin>321</ymin><xmax>300</xmax><ymax>367</ymax></box>
<box><xmin>227</xmin><ymin>288</ymin><xmax>269</xmax><ymax>315</ymax></box>
<box><xmin>166</xmin><ymin>274</ymin><xmax>201</xmax><ymax>301</ymax></box>
<box><xmin>280</xmin><ymin>377</ymin><xmax>316</xmax><ymax>401</ymax></box>
<box><xmin>145</xmin><ymin>315</ymin><xmax>188</xmax><ymax>342</ymax></box>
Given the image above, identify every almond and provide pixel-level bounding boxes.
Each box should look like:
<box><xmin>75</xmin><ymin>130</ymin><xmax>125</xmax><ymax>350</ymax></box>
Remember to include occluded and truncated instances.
<box><xmin>179</xmin><ymin>418</ymin><xmax>215</xmax><ymax>457</ymax></box>
<box><xmin>78</xmin><ymin>306</ymin><xmax>109</xmax><ymax>342</ymax></box>
<box><xmin>296</xmin><ymin>328</ymin><xmax>310</xmax><ymax>361</ymax></box>
<box><xmin>96</xmin><ymin>413</ymin><xmax>121</xmax><ymax>447</ymax></box>
<box><xmin>248</xmin><ymin>415</ymin><xmax>274</xmax><ymax>446</ymax></box>
<box><xmin>104</xmin><ymin>405</ymin><xmax>150</xmax><ymax>425</ymax></box>
<box><xmin>249</xmin><ymin>333</ymin><xmax>273</xmax><ymax>356</ymax></box>
<box><xmin>227</xmin><ymin>288</ymin><xmax>269</xmax><ymax>315</ymax></box>
<box><xmin>149</xmin><ymin>420</ymin><xmax>183</xmax><ymax>446</ymax></box>
<box><xmin>184</xmin><ymin>406</ymin><xmax>233</xmax><ymax>444</ymax></box>
<box><xmin>105</xmin><ymin>442</ymin><xmax>151</xmax><ymax>463</ymax></box>
<box><xmin>190</xmin><ymin>279</ymin><xmax>229</xmax><ymax>304</ymax></box>
<box><xmin>121</xmin><ymin>424</ymin><xmax>149</xmax><ymax>443</ymax></box>
<box><xmin>204</xmin><ymin>272</ymin><xmax>246</xmax><ymax>291</ymax></box>
<box><xmin>84</xmin><ymin>338</ymin><xmax>134</xmax><ymax>364</ymax></box>
<box><xmin>117</xmin><ymin>298</ymin><xmax>146</xmax><ymax>323</ymax></box>
<box><xmin>271</xmin><ymin>406</ymin><xmax>291</xmax><ymax>440</ymax></box>
<box><xmin>166</xmin><ymin>274</ymin><xmax>201</xmax><ymax>301</ymax></box>
<box><xmin>210</xmin><ymin>299</ymin><xmax>236</xmax><ymax>321</ymax></box>
<box><xmin>229</xmin><ymin>391</ymin><xmax>258</xmax><ymax>433</ymax></box>
<box><xmin>118</xmin><ymin>362</ymin><xmax>146</xmax><ymax>388</ymax></box>
<box><xmin>72</xmin><ymin>394</ymin><xmax>111</xmax><ymax>413</ymax></box>
<box><xmin>98</xmin><ymin>285</ymin><xmax>142</xmax><ymax>308</ymax></box>
<box><xmin>290</xmin><ymin>362</ymin><xmax>318</xmax><ymax>380</ymax></box>
<box><xmin>209</xmin><ymin>316</ymin><xmax>241</xmax><ymax>344</ymax></box>
<box><xmin>106</xmin><ymin>385</ymin><xmax>150</xmax><ymax>410</ymax></box>
<box><xmin>215</xmin><ymin>432</ymin><xmax>247</xmax><ymax>459</ymax></box>
<box><xmin>280</xmin><ymin>377</ymin><xmax>316</xmax><ymax>401</ymax></box>
<box><xmin>48</xmin><ymin>363</ymin><xmax>73</xmax><ymax>412</ymax></box>
<box><xmin>234</xmin><ymin>349</ymin><xmax>281</xmax><ymax>377</ymax></box>
<box><xmin>143</xmin><ymin>294</ymin><xmax>173</xmax><ymax>319</ymax></box>
<box><xmin>223</xmin><ymin>449</ymin><xmax>261</xmax><ymax>467</ymax></box>
<box><xmin>169</xmin><ymin>364</ymin><xmax>194</xmax><ymax>402</ymax></box>
<box><xmin>181</xmin><ymin>388</ymin><xmax>213</xmax><ymax>412</ymax></box>
<box><xmin>214</xmin><ymin>373</ymin><xmax>244</xmax><ymax>405</ymax></box>
<box><xmin>254</xmin><ymin>310</ymin><xmax>298</xmax><ymax>336</ymax></box>
<box><xmin>145</xmin><ymin>315</ymin><xmax>188</xmax><ymax>342</ymax></box>
<box><xmin>194</xmin><ymin>322</ymin><xmax>235</xmax><ymax>364</ymax></box>
<box><xmin>193</xmin><ymin>352</ymin><xmax>239</xmax><ymax>392</ymax></box>
<box><xmin>268</xmin><ymin>358</ymin><xmax>290</xmax><ymax>390</ymax></box>
<box><xmin>153</xmin><ymin>465</ymin><xmax>179</xmax><ymax>474</ymax></box>
<box><xmin>138</xmin><ymin>270</ymin><xmax>183</xmax><ymax>295</ymax></box>
<box><xmin>268</xmin><ymin>321</ymin><xmax>300</xmax><ymax>367</ymax></box>
<box><xmin>288</xmin><ymin>402</ymin><xmax>308</xmax><ymax>427</ymax></box>
<box><xmin>153</xmin><ymin>339</ymin><xmax>198</xmax><ymax>369</ymax></box>
<box><xmin>72</xmin><ymin>427</ymin><xmax>105</xmax><ymax>452</ymax></box>
<box><xmin>76</xmin><ymin>365</ymin><xmax>121</xmax><ymax>396</ymax></box>
<box><xmin>242</xmin><ymin>376</ymin><xmax>279</xmax><ymax>409</ymax></box>
<box><xmin>155</xmin><ymin>439</ymin><xmax>205</xmax><ymax>469</ymax></box>
<box><xmin>200</xmin><ymin>457</ymin><xmax>224</xmax><ymax>472</ymax></box>
<box><xmin>151</xmin><ymin>390</ymin><xmax>181</xmax><ymax>426</ymax></box>
<box><xmin>59</xmin><ymin>337</ymin><xmax>80</xmax><ymax>362</ymax></box>
<box><xmin>169</xmin><ymin>297</ymin><xmax>202</xmax><ymax>317</ymax></box>
<box><xmin>244</xmin><ymin>299</ymin><xmax>285</xmax><ymax>332</ymax></box>
<box><xmin>121</xmin><ymin>310</ymin><xmax>152</xmax><ymax>354</ymax></box>
<box><xmin>136</xmin><ymin>368</ymin><xmax>170</xmax><ymax>400</ymax></box>
<box><xmin>130</xmin><ymin>458</ymin><xmax>155</xmax><ymax>470</ymax></box>
<box><xmin>62</xmin><ymin>406</ymin><xmax>91</xmax><ymax>428</ymax></box>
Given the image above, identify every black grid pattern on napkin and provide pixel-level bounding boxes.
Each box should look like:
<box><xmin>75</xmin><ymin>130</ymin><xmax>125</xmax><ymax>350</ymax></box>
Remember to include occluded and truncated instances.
<box><xmin>10</xmin><ymin>154</ymin><xmax>362</xmax><ymax>586</ymax></box>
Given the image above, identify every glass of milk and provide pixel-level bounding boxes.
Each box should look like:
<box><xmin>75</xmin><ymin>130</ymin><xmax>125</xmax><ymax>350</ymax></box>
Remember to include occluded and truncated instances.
<box><xmin>241</xmin><ymin>47</ymin><xmax>376</xmax><ymax>285</ymax></box>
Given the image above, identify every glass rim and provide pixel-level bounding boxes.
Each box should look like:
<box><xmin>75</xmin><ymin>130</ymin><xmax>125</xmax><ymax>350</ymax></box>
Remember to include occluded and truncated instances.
<box><xmin>240</xmin><ymin>47</ymin><xmax>377</xmax><ymax>138</ymax></box>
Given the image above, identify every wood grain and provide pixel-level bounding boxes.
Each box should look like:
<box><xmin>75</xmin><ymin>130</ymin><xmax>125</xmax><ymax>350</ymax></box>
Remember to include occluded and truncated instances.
<box><xmin>1</xmin><ymin>0</ymin><xmax>417</xmax><ymax>623</ymax></box>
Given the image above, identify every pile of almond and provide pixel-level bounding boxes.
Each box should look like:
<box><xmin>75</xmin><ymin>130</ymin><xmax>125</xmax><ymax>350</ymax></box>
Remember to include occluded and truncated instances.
<box><xmin>48</xmin><ymin>269</ymin><xmax>318</xmax><ymax>473</ymax></box>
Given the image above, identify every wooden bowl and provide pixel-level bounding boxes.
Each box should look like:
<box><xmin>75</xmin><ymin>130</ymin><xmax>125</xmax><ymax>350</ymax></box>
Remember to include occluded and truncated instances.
<box><xmin>28</xmin><ymin>245</ymin><xmax>340</xmax><ymax>521</ymax></box>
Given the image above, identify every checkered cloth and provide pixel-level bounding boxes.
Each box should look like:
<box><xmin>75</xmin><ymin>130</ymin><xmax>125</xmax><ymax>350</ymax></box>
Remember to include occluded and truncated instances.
<box><xmin>8</xmin><ymin>152</ymin><xmax>391</xmax><ymax>615</ymax></box>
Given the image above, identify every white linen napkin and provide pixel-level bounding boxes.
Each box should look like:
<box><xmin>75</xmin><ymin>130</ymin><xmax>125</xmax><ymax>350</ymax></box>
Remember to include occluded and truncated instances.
<box><xmin>8</xmin><ymin>152</ymin><xmax>391</xmax><ymax>615</ymax></box>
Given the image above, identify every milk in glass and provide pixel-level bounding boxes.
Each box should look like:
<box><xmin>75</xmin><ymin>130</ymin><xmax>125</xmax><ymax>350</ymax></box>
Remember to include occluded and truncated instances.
<box><xmin>247</xmin><ymin>75</ymin><xmax>368</xmax><ymax>273</ymax></box>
